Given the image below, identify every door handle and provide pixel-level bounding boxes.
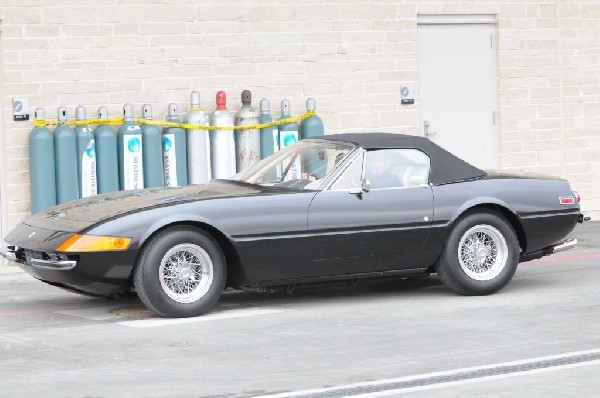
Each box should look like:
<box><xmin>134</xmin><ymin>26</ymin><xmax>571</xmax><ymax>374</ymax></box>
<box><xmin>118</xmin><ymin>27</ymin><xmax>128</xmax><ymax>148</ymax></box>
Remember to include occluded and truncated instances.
<box><xmin>424</xmin><ymin>120</ymin><xmax>436</xmax><ymax>136</ymax></box>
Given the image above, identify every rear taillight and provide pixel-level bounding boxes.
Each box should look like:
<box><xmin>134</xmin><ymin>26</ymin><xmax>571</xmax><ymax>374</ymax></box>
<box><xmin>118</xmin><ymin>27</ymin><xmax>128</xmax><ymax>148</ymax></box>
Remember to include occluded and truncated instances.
<box><xmin>574</xmin><ymin>191</ymin><xmax>581</xmax><ymax>203</ymax></box>
<box><xmin>559</xmin><ymin>196</ymin><xmax>575</xmax><ymax>205</ymax></box>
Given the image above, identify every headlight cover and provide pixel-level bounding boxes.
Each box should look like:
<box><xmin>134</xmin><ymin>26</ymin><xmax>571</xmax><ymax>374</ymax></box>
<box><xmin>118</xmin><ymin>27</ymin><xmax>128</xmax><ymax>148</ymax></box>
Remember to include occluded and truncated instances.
<box><xmin>57</xmin><ymin>234</ymin><xmax>132</xmax><ymax>252</ymax></box>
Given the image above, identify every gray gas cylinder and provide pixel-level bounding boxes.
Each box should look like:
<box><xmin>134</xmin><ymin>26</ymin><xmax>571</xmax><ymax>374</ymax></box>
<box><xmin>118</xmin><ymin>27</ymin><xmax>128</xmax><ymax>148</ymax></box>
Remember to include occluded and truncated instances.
<box><xmin>53</xmin><ymin>106</ymin><xmax>80</xmax><ymax>204</ymax></box>
<box><xmin>162</xmin><ymin>103</ymin><xmax>188</xmax><ymax>187</ymax></box>
<box><xmin>141</xmin><ymin>104</ymin><xmax>165</xmax><ymax>188</ymax></box>
<box><xmin>74</xmin><ymin>106</ymin><xmax>97</xmax><ymax>197</ymax></box>
<box><xmin>94</xmin><ymin>106</ymin><xmax>119</xmax><ymax>194</ymax></box>
<box><xmin>29</xmin><ymin>108</ymin><xmax>57</xmax><ymax>213</ymax></box>
<box><xmin>210</xmin><ymin>91</ymin><xmax>236</xmax><ymax>179</ymax></box>
<box><xmin>185</xmin><ymin>91</ymin><xmax>211</xmax><ymax>184</ymax></box>
<box><xmin>259</xmin><ymin>98</ymin><xmax>279</xmax><ymax>159</ymax></box>
<box><xmin>278</xmin><ymin>100</ymin><xmax>301</xmax><ymax>180</ymax></box>
<box><xmin>117</xmin><ymin>104</ymin><xmax>144</xmax><ymax>190</ymax></box>
<box><xmin>234</xmin><ymin>90</ymin><xmax>260</xmax><ymax>172</ymax></box>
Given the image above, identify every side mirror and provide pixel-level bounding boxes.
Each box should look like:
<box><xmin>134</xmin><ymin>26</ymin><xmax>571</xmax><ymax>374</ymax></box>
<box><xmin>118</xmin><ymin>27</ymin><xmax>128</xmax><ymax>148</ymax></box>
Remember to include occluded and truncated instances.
<box><xmin>349</xmin><ymin>179</ymin><xmax>372</xmax><ymax>195</ymax></box>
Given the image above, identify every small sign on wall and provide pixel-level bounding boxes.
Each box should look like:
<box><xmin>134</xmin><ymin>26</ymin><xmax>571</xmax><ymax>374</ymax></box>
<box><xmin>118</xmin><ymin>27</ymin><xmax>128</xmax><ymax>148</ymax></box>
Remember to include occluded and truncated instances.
<box><xmin>13</xmin><ymin>98</ymin><xmax>30</xmax><ymax>121</ymax></box>
<box><xmin>401</xmin><ymin>83</ymin><xmax>414</xmax><ymax>105</ymax></box>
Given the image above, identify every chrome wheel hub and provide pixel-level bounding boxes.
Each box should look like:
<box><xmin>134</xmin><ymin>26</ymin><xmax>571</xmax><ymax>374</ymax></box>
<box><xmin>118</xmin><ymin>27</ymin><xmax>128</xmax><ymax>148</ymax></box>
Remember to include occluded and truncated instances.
<box><xmin>159</xmin><ymin>243</ymin><xmax>214</xmax><ymax>303</ymax></box>
<box><xmin>458</xmin><ymin>224</ymin><xmax>508</xmax><ymax>281</ymax></box>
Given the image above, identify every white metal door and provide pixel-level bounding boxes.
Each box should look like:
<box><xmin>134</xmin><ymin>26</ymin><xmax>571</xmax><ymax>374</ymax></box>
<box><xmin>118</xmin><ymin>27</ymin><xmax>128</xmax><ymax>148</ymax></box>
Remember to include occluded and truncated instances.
<box><xmin>418</xmin><ymin>20</ymin><xmax>497</xmax><ymax>169</ymax></box>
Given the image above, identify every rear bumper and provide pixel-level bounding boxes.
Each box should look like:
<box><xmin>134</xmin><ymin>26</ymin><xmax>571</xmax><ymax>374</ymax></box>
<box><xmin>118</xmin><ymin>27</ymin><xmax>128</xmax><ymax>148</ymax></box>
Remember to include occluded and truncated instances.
<box><xmin>519</xmin><ymin>238</ymin><xmax>577</xmax><ymax>263</ymax></box>
<box><xmin>0</xmin><ymin>244</ymin><xmax>134</xmax><ymax>297</ymax></box>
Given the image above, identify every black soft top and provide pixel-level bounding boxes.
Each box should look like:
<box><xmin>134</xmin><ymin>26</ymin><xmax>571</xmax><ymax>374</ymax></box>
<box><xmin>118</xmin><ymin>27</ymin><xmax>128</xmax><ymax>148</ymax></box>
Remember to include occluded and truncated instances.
<box><xmin>315</xmin><ymin>133</ymin><xmax>486</xmax><ymax>185</ymax></box>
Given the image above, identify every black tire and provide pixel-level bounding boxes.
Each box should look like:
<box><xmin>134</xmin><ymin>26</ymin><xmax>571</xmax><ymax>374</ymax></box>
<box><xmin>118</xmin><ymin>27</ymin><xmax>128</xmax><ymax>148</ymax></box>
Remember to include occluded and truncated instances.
<box><xmin>133</xmin><ymin>226</ymin><xmax>226</xmax><ymax>318</ymax></box>
<box><xmin>435</xmin><ymin>210</ymin><xmax>519</xmax><ymax>296</ymax></box>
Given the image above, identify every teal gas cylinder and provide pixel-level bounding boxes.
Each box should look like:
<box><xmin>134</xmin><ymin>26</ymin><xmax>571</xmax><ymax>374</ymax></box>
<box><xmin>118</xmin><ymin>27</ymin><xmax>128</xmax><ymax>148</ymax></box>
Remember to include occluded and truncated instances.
<box><xmin>141</xmin><ymin>104</ymin><xmax>165</xmax><ymax>188</ymax></box>
<box><xmin>74</xmin><ymin>106</ymin><xmax>97</xmax><ymax>198</ymax></box>
<box><xmin>117</xmin><ymin>104</ymin><xmax>144</xmax><ymax>190</ymax></box>
<box><xmin>53</xmin><ymin>106</ymin><xmax>79</xmax><ymax>204</ymax></box>
<box><xmin>162</xmin><ymin>103</ymin><xmax>188</xmax><ymax>187</ymax></box>
<box><xmin>278</xmin><ymin>100</ymin><xmax>301</xmax><ymax>180</ymax></box>
<box><xmin>29</xmin><ymin>108</ymin><xmax>56</xmax><ymax>213</ymax></box>
<box><xmin>300</xmin><ymin>98</ymin><xmax>324</xmax><ymax>139</ymax></box>
<box><xmin>94</xmin><ymin>106</ymin><xmax>119</xmax><ymax>194</ymax></box>
<box><xmin>259</xmin><ymin>98</ymin><xmax>279</xmax><ymax>159</ymax></box>
<box><xmin>300</xmin><ymin>98</ymin><xmax>326</xmax><ymax>178</ymax></box>
<box><xmin>234</xmin><ymin>90</ymin><xmax>260</xmax><ymax>172</ymax></box>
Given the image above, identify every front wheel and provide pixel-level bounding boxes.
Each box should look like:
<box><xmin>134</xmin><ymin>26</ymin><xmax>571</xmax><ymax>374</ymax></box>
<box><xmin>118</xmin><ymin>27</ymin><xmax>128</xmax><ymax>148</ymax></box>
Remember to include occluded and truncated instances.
<box><xmin>134</xmin><ymin>227</ymin><xmax>226</xmax><ymax>318</ymax></box>
<box><xmin>436</xmin><ymin>211</ymin><xmax>519</xmax><ymax>296</ymax></box>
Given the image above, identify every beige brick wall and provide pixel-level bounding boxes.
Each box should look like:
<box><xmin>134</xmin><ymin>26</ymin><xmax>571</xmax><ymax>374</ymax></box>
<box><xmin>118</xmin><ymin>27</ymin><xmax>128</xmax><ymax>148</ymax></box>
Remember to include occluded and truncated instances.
<box><xmin>0</xmin><ymin>1</ymin><xmax>598</xmax><ymax>233</ymax></box>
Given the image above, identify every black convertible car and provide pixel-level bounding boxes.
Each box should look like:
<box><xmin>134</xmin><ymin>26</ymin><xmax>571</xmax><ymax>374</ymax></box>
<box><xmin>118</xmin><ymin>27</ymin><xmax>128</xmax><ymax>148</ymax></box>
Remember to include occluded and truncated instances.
<box><xmin>1</xmin><ymin>133</ymin><xmax>586</xmax><ymax>317</ymax></box>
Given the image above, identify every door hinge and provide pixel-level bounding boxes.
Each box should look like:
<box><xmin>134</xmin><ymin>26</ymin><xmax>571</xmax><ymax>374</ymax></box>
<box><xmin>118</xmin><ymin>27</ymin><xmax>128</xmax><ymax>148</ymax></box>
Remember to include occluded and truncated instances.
<box><xmin>490</xmin><ymin>34</ymin><xmax>494</xmax><ymax>49</ymax></box>
<box><xmin>493</xmin><ymin>111</ymin><xmax>496</xmax><ymax>125</ymax></box>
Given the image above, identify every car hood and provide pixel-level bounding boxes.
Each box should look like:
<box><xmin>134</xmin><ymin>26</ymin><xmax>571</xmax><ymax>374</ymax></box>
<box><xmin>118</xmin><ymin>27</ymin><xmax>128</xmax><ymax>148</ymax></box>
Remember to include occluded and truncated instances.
<box><xmin>21</xmin><ymin>180</ymin><xmax>281</xmax><ymax>232</ymax></box>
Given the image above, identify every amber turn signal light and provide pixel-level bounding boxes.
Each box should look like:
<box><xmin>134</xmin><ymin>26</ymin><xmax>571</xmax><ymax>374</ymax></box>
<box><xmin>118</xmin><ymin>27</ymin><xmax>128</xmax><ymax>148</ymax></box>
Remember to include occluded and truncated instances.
<box><xmin>57</xmin><ymin>234</ymin><xmax>132</xmax><ymax>252</ymax></box>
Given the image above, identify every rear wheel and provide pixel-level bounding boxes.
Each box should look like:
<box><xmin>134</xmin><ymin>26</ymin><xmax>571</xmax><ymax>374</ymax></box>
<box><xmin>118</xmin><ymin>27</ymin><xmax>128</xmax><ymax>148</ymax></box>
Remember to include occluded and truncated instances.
<box><xmin>436</xmin><ymin>211</ymin><xmax>519</xmax><ymax>295</ymax></box>
<box><xmin>134</xmin><ymin>227</ymin><xmax>226</xmax><ymax>318</ymax></box>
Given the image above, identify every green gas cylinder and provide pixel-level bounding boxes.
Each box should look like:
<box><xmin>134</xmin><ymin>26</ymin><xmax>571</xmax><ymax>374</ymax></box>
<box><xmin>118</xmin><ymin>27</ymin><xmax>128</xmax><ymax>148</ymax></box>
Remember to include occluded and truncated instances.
<box><xmin>300</xmin><ymin>98</ymin><xmax>326</xmax><ymax>178</ymax></box>
<box><xmin>162</xmin><ymin>103</ymin><xmax>188</xmax><ymax>187</ymax></box>
<box><xmin>29</xmin><ymin>108</ymin><xmax>57</xmax><ymax>213</ymax></box>
<box><xmin>117</xmin><ymin>104</ymin><xmax>144</xmax><ymax>190</ymax></box>
<box><xmin>259</xmin><ymin>98</ymin><xmax>279</xmax><ymax>159</ymax></box>
<box><xmin>141</xmin><ymin>104</ymin><xmax>165</xmax><ymax>188</ymax></box>
<box><xmin>94</xmin><ymin>106</ymin><xmax>119</xmax><ymax>194</ymax></box>
<box><xmin>74</xmin><ymin>106</ymin><xmax>97</xmax><ymax>197</ymax></box>
<box><xmin>54</xmin><ymin>106</ymin><xmax>80</xmax><ymax>204</ymax></box>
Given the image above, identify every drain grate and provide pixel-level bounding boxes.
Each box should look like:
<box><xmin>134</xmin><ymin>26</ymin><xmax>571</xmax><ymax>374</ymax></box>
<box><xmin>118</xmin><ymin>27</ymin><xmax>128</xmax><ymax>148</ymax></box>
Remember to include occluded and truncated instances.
<box><xmin>112</xmin><ymin>306</ymin><xmax>155</xmax><ymax>318</ymax></box>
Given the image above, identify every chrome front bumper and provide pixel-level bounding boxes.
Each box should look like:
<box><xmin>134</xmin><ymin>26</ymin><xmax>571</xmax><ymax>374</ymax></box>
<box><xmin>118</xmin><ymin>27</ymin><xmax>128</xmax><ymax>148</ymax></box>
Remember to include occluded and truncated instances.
<box><xmin>0</xmin><ymin>245</ymin><xmax>77</xmax><ymax>270</ymax></box>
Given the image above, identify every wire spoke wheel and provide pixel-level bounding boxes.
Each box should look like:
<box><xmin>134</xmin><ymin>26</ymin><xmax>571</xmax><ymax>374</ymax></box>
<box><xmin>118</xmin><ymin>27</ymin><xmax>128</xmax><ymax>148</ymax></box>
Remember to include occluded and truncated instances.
<box><xmin>458</xmin><ymin>224</ymin><xmax>508</xmax><ymax>281</ymax></box>
<box><xmin>158</xmin><ymin>243</ymin><xmax>214</xmax><ymax>303</ymax></box>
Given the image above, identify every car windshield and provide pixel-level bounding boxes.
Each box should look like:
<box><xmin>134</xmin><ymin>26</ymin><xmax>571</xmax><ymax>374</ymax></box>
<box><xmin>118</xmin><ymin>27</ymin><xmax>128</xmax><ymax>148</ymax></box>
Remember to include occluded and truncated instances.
<box><xmin>232</xmin><ymin>140</ymin><xmax>356</xmax><ymax>190</ymax></box>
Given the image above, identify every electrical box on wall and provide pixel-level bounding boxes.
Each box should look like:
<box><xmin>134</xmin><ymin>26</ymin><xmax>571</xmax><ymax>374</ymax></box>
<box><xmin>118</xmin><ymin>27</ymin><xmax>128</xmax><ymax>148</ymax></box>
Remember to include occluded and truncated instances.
<box><xmin>13</xmin><ymin>98</ymin><xmax>30</xmax><ymax>121</ymax></box>
<box><xmin>401</xmin><ymin>83</ymin><xmax>414</xmax><ymax>105</ymax></box>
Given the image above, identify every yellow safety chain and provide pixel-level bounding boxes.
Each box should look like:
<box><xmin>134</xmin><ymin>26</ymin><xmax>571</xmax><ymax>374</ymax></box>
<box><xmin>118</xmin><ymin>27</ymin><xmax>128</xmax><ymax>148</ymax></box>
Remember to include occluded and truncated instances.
<box><xmin>34</xmin><ymin>111</ymin><xmax>317</xmax><ymax>131</ymax></box>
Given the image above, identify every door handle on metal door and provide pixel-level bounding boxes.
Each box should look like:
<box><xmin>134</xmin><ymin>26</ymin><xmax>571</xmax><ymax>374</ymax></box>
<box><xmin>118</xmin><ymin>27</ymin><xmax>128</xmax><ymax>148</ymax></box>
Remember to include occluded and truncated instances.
<box><xmin>424</xmin><ymin>120</ymin><xmax>436</xmax><ymax>136</ymax></box>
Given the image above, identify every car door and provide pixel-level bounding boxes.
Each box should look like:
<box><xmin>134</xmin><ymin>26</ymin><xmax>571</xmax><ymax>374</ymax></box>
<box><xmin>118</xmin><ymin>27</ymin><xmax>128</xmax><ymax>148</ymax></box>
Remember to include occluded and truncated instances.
<box><xmin>307</xmin><ymin>149</ymin><xmax>434</xmax><ymax>274</ymax></box>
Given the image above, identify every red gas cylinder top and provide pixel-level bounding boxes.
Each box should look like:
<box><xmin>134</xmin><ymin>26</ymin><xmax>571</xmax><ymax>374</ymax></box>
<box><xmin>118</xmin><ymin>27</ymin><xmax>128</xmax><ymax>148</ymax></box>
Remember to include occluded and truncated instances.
<box><xmin>216</xmin><ymin>91</ymin><xmax>227</xmax><ymax>110</ymax></box>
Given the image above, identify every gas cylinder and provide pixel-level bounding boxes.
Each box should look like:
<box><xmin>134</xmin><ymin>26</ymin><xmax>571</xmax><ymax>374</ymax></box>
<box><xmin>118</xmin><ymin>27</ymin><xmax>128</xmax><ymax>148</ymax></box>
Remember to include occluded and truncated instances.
<box><xmin>162</xmin><ymin>103</ymin><xmax>188</xmax><ymax>187</ymax></box>
<box><xmin>278</xmin><ymin>100</ymin><xmax>301</xmax><ymax>181</ymax></box>
<box><xmin>117</xmin><ymin>104</ymin><xmax>144</xmax><ymax>190</ymax></box>
<box><xmin>300</xmin><ymin>98</ymin><xmax>326</xmax><ymax>178</ymax></box>
<box><xmin>234</xmin><ymin>90</ymin><xmax>260</xmax><ymax>172</ymax></box>
<box><xmin>185</xmin><ymin>91</ymin><xmax>211</xmax><ymax>184</ymax></box>
<box><xmin>29</xmin><ymin>108</ymin><xmax>56</xmax><ymax>213</ymax></box>
<box><xmin>54</xmin><ymin>106</ymin><xmax>79</xmax><ymax>204</ymax></box>
<box><xmin>300</xmin><ymin>98</ymin><xmax>324</xmax><ymax>139</ymax></box>
<box><xmin>141</xmin><ymin>104</ymin><xmax>165</xmax><ymax>188</ymax></box>
<box><xmin>259</xmin><ymin>98</ymin><xmax>279</xmax><ymax>159</ymax></box>
<box><xmin>210</xmin><ymin>91</ymin><xmax>236</xmax><ymax>179</ymax></box>
<box><xmin>94</xmin><ymin>106</ymin><xmax>119</xmax><ymax>194</ymax></box>
<box><xmin>74</xmin><ymin>106</ymin><xmax>97</xmax><ymax>198</ymax></box>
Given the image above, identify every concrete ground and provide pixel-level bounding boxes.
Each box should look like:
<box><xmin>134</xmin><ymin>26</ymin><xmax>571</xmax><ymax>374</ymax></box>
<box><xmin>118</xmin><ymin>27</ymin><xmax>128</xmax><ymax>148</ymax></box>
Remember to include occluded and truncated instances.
<box><xmin>0</xmin><ymin>221</ymin><xmax>598</xmax><ymax>397</ymax></box>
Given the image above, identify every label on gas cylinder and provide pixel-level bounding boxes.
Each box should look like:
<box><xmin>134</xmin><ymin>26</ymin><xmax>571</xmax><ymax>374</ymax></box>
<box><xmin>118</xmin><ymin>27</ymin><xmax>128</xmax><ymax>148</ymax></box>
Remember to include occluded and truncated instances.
<box><xmin>81</xmin><ymin>139</ymin><xmax>97</xmax><ymax>197</ymax></box>
<box><xmin>279</xmin><ymin>129</ymin><xmax>300</xmax><ymax>181</ymax></box>
<box><xmin>124</xmin><ymin>134</ymin><xmax>144</xmax><ymax>190</ymax></box>
<box><xmin>272</xmin><ymin>127</ymin><xmax>280</xmax><ymax>153</ymax></box>
<box><xmin>163</xmin><ymin>133</ymin><xmax>178</xmax><ymax>187</ymax></box>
